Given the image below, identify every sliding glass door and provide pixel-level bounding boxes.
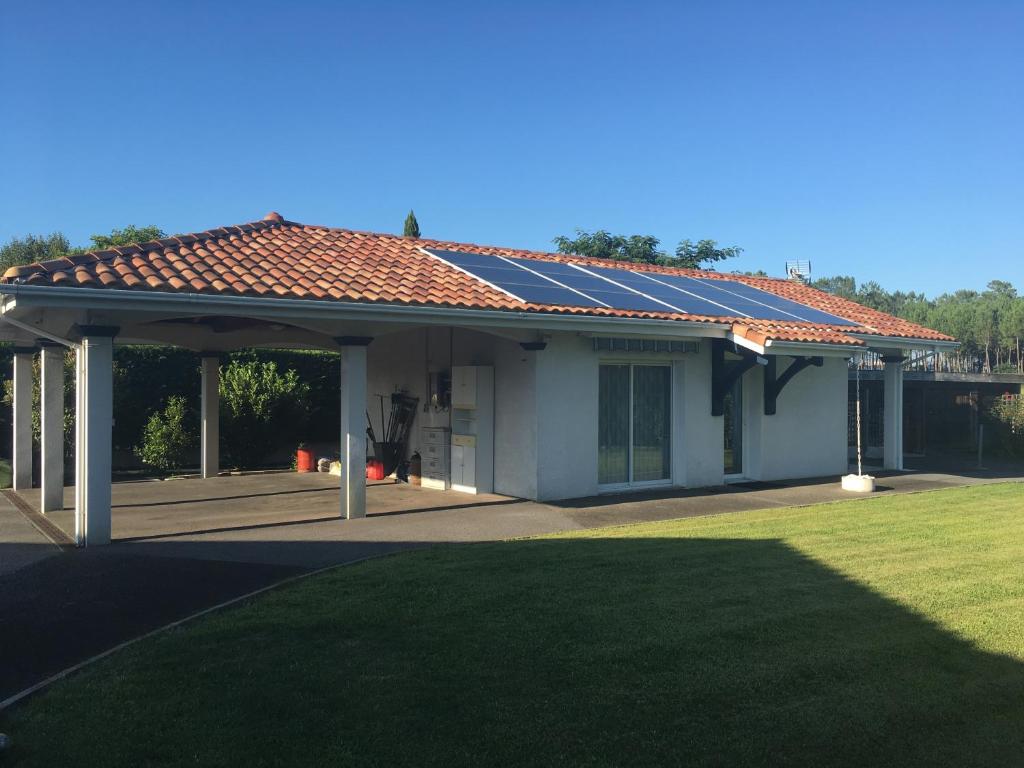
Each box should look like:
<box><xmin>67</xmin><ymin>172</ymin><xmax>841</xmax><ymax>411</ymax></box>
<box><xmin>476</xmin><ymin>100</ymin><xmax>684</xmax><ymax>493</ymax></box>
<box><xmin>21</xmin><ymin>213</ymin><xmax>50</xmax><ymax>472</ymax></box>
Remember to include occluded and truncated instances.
<box><xmin>599</xmin><ymin>364</ymin><xmax>671</xmax><ymax>488</ymax></box>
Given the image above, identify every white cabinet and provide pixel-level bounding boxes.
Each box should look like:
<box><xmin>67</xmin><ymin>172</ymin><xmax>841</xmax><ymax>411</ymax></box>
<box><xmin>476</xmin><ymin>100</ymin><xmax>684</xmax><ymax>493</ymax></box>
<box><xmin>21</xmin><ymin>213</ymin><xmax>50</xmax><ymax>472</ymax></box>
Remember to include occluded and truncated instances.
<box><xmin>451</xmin><ymin>434</ymin><xmax>476</xmax><ymax>492</ymax></box>
<box><xmin>452</xmin><ymin>366</ymin><xmax>477</xmax><ymax>409</ymax></box>
<box><xmin>420</xmin><ymin>427</ymin><xmax>449</xmax><ymax>490</ymax></box>
<box><xmin>449</xmin><ymin>366</ymin><xmax>493</xmax><ymax>494</ymax></box>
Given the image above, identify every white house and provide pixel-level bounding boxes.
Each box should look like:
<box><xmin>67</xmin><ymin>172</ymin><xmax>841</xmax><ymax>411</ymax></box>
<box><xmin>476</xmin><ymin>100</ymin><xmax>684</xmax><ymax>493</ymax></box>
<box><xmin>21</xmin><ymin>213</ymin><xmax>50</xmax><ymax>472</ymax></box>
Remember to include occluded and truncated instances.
<box><xmin>0</xmin><ymin>212</ymin><xmax>957</xmax><ymax>545</ymax></box>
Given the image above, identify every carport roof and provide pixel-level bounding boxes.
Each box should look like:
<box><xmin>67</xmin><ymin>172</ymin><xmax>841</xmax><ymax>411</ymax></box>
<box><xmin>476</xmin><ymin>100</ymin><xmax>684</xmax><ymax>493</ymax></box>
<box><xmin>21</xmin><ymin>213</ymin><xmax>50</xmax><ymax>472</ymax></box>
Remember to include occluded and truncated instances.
<box><xmin>1</xmin><ymin>212</ymin><xmax>954</xmax><ymax>348</ymax></box>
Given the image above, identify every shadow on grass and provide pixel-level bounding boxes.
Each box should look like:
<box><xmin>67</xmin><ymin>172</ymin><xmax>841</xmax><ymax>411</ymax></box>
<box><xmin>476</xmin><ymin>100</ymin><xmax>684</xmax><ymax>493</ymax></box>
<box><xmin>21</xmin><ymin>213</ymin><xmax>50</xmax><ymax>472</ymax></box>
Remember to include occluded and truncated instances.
<box><xmin>2</xmin><ymin>535</ymin><xmax>1023</xmax><ymax>766</ymax></box>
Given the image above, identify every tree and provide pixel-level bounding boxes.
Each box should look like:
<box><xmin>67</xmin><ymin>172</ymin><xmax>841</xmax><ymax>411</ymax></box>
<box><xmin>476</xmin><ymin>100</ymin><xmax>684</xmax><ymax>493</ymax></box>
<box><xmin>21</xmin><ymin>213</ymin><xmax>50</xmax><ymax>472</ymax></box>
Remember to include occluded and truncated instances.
<box><xmin>673</xmin><ymin>239</ymin><xmax>744</xmax><ymax>269</ymax></box>
<box><xmin>403</xmin><ymin>211</ymin><xmax>420</xmax><ymax>238</ymax></box>
<box><xmin>88</xmin><ymin>225</ymin><xmax>165</xmax><ymax>250</ymax></box>
<box><xmin>219</xmin><ymin>360</ymin><xmax>310</xmax><ymax>468</ymax></box>
<box><xmin>0</xmin><ymin>232</ymin><xmax>73</xmax><ymax>273</ymax></box>
<box><xmin>0</xmin><ymin>225</ymin><xmax>167</xmax><ymax>275</ymax></box>
<box><xmin>553</xmin><ymin>229</ymin><xmax>741</xmax><ymax>269</ymax></box>
<box><xmin>812</xmin><ymin>275</ymin><xmax>857</xmax><ymax>299</ymax></box>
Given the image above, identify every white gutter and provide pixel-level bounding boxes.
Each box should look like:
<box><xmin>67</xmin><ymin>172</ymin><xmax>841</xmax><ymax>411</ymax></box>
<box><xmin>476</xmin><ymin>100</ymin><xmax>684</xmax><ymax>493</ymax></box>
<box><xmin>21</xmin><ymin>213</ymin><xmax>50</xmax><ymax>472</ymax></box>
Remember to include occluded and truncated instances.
<box><xmin>846</xmin><ymin>332</ymin><xmax>959</xmax><ymax>351</ymax></box>
<box><xmin>0</xmin><ymin>283</ymin><xmax>958</xmax><ymax>354</ymax></box>
<box><xmin>0</xmin><ymin>283</ymin><xmax>730</xmax><ymax>339</ymax></box>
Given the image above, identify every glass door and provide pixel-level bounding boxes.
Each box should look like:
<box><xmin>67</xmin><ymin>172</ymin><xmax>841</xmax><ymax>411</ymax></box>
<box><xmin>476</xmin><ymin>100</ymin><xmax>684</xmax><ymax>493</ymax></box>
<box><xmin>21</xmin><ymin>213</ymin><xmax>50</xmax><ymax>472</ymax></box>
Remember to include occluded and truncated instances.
<box><xmin>723</xmin><ymin>376</ymin><xmax>743</xmax><ymax>475</ymax></box>
<box><xmin>599</xmin><ymin>364</ymin><xmax>671</xmax><ymax>488</ymax></box>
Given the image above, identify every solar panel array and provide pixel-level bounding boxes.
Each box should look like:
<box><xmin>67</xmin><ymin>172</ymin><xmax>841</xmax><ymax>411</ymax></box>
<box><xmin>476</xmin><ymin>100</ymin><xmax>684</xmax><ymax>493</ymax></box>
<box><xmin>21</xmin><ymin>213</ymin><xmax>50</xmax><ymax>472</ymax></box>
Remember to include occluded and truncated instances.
<box><xmin>424</xmin><ymin>248</ymin><xmax>856</xmax><ymax>326</ymax></box>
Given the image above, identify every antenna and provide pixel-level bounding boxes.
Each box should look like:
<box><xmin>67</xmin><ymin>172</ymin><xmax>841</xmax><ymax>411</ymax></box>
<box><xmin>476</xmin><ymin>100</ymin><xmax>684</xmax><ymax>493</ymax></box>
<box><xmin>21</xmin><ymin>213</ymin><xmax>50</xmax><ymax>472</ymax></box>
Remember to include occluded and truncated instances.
<box><xmin>785</xmin><ymin>260</ymin><xmax>811</xmax><ymax>283</ymax></box>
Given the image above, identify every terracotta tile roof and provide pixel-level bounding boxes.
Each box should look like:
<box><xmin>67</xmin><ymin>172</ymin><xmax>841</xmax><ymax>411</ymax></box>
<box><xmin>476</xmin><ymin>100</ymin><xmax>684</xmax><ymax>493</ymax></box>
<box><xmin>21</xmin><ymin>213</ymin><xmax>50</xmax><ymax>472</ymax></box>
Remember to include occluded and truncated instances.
<box><xmin>1</xmin><ymin>212</ymin><xmax>954</xmax><ymax>348</ymax></box>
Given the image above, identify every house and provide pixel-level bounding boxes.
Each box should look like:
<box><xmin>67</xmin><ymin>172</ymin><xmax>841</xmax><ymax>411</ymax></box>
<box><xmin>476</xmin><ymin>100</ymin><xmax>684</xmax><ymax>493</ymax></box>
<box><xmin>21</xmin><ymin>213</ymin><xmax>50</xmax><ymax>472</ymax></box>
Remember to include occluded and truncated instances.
<box><xmin>0</xmin><ymin>212</ymin><xmax>956</xmax><ymax>545</ymax></box>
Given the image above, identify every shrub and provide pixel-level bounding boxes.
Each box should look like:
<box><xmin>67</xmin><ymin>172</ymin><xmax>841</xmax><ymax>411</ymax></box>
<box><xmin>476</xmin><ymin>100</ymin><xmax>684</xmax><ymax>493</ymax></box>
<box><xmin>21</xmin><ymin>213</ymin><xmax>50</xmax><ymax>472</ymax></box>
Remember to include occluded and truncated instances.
<box><xmin>136</xmin><ymin>396</ymin><xmax>199</xmax><ymax>471</ymax></box>
<box><xmin>987</xmin><ymin>396</ymin><xmax>1024</xmax><ymax>457</ymax></box>
<box><xmin>220</xmin><ymin>360</ymin><xmax>310</xmax><ymax>468</ymax></box>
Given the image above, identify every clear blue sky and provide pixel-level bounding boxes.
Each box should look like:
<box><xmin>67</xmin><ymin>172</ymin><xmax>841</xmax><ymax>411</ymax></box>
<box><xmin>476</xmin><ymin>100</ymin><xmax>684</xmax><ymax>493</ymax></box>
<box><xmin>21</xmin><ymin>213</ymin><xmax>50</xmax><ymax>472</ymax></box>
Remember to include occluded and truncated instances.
<box><xmin>2</xmin><ymin>0</ymin><xmax>1021</xmax><ymax>296</ymax></box>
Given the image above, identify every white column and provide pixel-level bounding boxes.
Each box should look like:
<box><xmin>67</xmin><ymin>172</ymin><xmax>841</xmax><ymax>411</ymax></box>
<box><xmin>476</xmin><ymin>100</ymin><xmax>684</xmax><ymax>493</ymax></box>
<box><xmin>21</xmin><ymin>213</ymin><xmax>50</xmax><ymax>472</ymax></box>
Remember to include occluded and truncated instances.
<box><xmin>338</xmin><ymin>338</ymin><xmax>370</xmax><ymax>519</ymax></box>
<box><xmin>75</xmin><ymin>330</ymin><xmax>115</xmax><ymax>546</ymax></box>
<box><xmin>12</xmin><ymin>347</ymin><xmax>34</xmax><ymax>491</ymax></box>
<box><xmin>40</xmin><ymin>344</ymin><xmax>66</xmax><ymax>512</ymax></box>
<box><xmin>200</xmin><ymin>355</ymin><xmax>220</xmax><ymax>479</ymax></box>
<box><xmin>883</xmin><ymin>356</ymin><xmax>904</xmax><ymax>471</ymax></box>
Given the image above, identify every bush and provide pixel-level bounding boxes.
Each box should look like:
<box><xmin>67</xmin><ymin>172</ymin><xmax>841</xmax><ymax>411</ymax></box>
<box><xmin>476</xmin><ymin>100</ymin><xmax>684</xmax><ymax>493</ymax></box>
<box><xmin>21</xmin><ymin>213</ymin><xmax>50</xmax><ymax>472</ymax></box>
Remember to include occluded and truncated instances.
<box><xmin>987</xmin><ymin>396</ymin><xmax>1024</xmax><ymax>457</ymax></box>
<box><xmin>220</xmin><ymin>360</ymin><xmax>310</xmax><ymax>469</ymax></box>
<box><xmin>136</xmin><ymin>396</ymin><xmax>199</xmax><ymax>471</ymax></box>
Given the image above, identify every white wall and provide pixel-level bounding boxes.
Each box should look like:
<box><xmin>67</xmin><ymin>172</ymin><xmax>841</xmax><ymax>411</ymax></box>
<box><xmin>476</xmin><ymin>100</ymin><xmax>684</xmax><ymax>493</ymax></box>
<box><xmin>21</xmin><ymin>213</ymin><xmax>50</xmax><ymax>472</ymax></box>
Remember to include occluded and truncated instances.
<box><xmin>748</xmin><ymin>356</ymin><xmax>849</xmax><ymax>481</ymax></box>
<box><xmin>368</xmin><ymin>327</ymin><xmax>849</xmax><ymax>502</ymax></box>
<box><xmin>534</xmin><ymin>333</ymin><xmax>599</xmax><ymax>501</ymax></box>
<box><xmin>678</xmin><ymin>344</ymin><xmax>724</xmax><ymax>488</ymax></box>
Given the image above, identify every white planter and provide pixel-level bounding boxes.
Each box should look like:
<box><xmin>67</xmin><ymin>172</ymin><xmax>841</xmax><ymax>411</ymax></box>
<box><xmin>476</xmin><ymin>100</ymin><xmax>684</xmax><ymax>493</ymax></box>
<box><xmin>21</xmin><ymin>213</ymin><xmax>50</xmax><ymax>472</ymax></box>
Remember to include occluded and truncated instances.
<box><xmin>841</xmin><ymin>474</ymin><xmax>876</xmax><ymax>493</ymax></box>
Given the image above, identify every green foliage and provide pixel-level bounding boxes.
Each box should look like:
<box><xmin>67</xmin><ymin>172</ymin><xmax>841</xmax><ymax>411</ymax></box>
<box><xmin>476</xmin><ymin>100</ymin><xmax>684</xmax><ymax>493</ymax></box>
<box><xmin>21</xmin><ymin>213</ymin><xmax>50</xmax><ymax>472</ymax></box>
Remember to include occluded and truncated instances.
<box><xmin>219</xmin><ymin>360</ymin><xmax>311</xmax><ymax>468</ymax></box>
<box><xmin>553</xmin><ymin>229</ymin><xmax>662</xmax><ymax>263</ymax></box>
<box><xmin>673</xmin><ymin>239</ymin><xmax>743</xmax><ymax>268</ymax></box>
<box><xmin>403</xmin><ymin>210</ymin><xmax>420</xmax><ymax>238</ymax></box>
<box><xmin>0</xmin><ymin>226</ymin><xmax>166</xmax><ymax>276</ymax></box>
<box><xmin>988</xmin><ymin>396</ymin><xmax>1024</xmax><ymax>457</ymax></box>
<box><xmin>553</xmin><ymin>229</ymin><xmax>742</xmax><ymax>269</ymax></box>
<box><xmin>815</xmin><ymin>276</ymin><xmax>1024</xmax><ymax>372</ymax></box>
<box><xmin>1</xmin><ymin>349</ymin><xmax>76</xmax><ymax>460</ymax></box>
<box><xmin>88</xmin><ymin>225</ymin><xmax>165</xmax><ymax>250</ymax></box>
<box><xmin>136</xmin><ymin>396</ymin><xmax>198</xmax><ymax>472</ymax></box>
<box><xmin>0</xmin><ymin>232</ymin><xmax>73</xmax><ymax>273</ymax></box>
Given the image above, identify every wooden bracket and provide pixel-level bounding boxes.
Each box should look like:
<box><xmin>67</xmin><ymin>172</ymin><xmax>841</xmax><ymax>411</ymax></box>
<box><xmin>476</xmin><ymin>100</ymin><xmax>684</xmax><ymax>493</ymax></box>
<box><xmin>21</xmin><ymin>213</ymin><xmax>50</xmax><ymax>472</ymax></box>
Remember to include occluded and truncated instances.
<box><xmin>711</xmin><ymin>339</ymin><xmax>760</xmax><ymax>417</ymax></box>
<box><xmin>763</xmin><ymin>356</ymin><xmax>824</xmax><ymax>415</ymax></box>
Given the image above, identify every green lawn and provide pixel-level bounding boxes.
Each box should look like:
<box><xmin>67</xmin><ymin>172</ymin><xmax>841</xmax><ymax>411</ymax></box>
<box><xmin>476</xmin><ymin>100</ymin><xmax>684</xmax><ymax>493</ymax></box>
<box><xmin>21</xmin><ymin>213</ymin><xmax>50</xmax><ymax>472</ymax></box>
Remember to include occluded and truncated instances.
<box><xmin>5</xmin><ymin>484</ymin><xmax>1024</xmax><ymax>767</ymax></box>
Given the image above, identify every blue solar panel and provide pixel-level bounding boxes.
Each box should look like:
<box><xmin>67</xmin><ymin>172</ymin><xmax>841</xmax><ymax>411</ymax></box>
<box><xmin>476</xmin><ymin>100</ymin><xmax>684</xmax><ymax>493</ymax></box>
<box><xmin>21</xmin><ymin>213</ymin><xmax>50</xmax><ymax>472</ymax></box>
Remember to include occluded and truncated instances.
<box><xmin>425</xmin><ymin>250</ymin><xmax>605</xmax><ymax>308</ymax></box>
<box><xmin>505</xmin><ymin>258</ymin><xmax>671</xmax><ymax>313</ymax></box>
<box><xmin>579</xmin><ymin>265</ymin><xmax>747</xmax><ymax>317</ymax></box>
<box><xmin>687</xmin><ymin>276</ymin><xmax>856</xmax><ymax>326</ymax></box>
<box><xmin>426</xmin><ymin>248</ymin><xmax>854</xmax><ymax>325</ymax></box>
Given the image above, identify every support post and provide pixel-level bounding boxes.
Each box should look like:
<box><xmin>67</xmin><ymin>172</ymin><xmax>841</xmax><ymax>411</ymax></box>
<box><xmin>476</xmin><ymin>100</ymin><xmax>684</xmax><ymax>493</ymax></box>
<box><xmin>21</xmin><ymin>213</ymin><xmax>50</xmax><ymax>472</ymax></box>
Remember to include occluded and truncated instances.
<box><xmin>12</xmin><ymin>346</ymin><xmax>35</xmax><ymax>491</ymax></box>
<box><xmin>200</xmin><ymin>354</ymin><xmax>220</xmax><ymax>479</ymax></box>
<box><xmin>337</xmin><ymin>336</ymin><xmax>372</xmax><ymax>520</ymax></box>
<box><xmin>40</xmin><ymin>343</ymin><xmax>66</xmax><ymax>512</ymax></box>
<box><xmin>74</xmin><ymin>327</ymin><xmax>117</xmax><ymax>546</ymax></box>
<box><xmin>882</xmin><ymin>355</ymin><xmax>905</xmax><ymax>471</ymax></box>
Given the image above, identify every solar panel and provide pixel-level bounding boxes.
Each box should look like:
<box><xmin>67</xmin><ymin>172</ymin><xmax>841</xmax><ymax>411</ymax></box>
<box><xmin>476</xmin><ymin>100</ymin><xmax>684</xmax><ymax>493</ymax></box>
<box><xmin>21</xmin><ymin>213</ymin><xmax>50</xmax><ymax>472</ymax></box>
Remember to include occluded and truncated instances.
<box><xmin>577</xmin><ymin>264</ymin><xmax>748</xmax><ymax>317</ymax></box>
<box><xmin>504</xmin><ymin>258</ymin><xmax>674</xmax><ymax>313</ymax></box>
<box><xmin>424</xmin><ymin>248</ymin><xmax>855</xmax><ymax>326</ymax></box>
<box><xmin>687</xmin><ymin>276</ymin><xmax>856</xmax><ymax>326</ymax></box>
<box><xmin>425</xmin><ymin>249</ymin><xmax>606</xmax><ymax>308</ymax></box>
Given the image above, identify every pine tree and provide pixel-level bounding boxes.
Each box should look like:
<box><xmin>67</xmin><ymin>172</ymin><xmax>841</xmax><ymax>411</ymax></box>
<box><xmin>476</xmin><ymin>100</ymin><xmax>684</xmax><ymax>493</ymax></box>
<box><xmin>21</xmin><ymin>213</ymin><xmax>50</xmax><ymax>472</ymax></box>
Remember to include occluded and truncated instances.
<box><xmin>403</xmin><ymin>210</ymin><xmax>420</xmax><ymax>238</ymax></box>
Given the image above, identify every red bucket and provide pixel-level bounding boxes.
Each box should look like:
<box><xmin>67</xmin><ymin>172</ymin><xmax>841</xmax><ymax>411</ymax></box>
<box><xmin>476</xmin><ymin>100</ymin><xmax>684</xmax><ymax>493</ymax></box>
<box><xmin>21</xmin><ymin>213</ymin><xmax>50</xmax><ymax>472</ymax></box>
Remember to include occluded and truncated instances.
<box><xmin>366</xmin><ymin>460</ymin><xmax>385</xmax><ymax>481</ymax></box>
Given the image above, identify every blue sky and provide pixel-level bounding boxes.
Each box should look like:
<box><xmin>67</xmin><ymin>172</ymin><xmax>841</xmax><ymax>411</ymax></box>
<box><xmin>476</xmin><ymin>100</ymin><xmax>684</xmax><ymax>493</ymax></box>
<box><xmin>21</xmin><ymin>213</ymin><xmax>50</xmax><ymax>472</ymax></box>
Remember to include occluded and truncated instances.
<box><xmin>1</xmin><ymin>0</ymin><xmax>1021</xmax><ymax>296</ymax></box>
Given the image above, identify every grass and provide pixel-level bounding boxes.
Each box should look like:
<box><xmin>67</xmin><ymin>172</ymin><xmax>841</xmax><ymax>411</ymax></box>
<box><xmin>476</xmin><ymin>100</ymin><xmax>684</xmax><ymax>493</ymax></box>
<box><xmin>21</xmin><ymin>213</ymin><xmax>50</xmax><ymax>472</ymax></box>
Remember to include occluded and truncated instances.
<box><xmin>0</xmin><ymin>459</ymin><xmax>11</xmax><ymax>489</ymax></box>
<box><xmin>5</xmin><ymin>483</ymin><xmax>1024</xmax><ymax>766</ymax></box>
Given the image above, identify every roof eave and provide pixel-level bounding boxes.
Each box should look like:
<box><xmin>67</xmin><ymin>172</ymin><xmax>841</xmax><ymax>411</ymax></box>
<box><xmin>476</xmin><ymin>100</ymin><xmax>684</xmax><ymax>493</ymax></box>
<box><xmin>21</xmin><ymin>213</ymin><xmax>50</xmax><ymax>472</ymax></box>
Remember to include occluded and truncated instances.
<box><xmin>0</xmin><ymin>283</ymin><xmax>731</xmax><ymax>339</ymax></box>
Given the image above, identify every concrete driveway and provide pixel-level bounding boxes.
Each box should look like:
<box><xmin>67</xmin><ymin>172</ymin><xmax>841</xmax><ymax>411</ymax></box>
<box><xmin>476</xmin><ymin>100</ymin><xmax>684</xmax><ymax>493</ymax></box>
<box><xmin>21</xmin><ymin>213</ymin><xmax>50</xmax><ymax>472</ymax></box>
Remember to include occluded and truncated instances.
<box><xmin>2</xmin><ymin>466</ymin><xmax>1021</xmax><ymax>703</ymax></box>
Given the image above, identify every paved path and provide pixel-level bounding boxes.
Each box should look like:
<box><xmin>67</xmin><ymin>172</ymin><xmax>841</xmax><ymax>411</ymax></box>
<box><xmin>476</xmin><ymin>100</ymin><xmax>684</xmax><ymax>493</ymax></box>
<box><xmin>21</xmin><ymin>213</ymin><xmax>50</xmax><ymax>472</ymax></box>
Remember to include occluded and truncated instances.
<box><xmin>1</xmin><ymin>468</ymin><xmax>1020</xmax><ymax>703</ymax></box>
